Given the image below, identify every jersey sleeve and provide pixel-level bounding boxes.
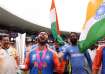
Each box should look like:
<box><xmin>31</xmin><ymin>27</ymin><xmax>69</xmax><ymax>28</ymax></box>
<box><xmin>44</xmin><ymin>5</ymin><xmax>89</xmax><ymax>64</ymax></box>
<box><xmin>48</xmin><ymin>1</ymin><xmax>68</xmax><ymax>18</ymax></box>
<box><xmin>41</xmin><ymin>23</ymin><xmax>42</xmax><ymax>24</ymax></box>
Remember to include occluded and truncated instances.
<box><xmin>92</xmin><ymin>46</ymin><xmax>103</xmax><ymax>70</ymax></box>
<box><xmin>53</xmin><ymin>52</ymin><xmax>66</xmax><ymax>74</ymax></box>
<box><xmin>63</xmin><ymin>46</ymin><xmax>70</xmax><ymax>60</ymax></box>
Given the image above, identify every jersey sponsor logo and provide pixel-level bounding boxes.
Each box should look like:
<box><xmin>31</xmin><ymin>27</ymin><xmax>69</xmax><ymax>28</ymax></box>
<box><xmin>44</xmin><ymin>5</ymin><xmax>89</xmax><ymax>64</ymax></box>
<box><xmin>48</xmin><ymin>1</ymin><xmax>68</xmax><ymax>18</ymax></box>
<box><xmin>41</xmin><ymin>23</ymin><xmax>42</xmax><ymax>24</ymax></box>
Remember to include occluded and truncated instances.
<box><xmin>32</xmin><ymin>54</ymin><xmax>36</xmax><ymax>61</ymax></box>
<box><xmin>71</xmin><ymin>53</ymin><xmax>84</xmax><ymax>57</ymax></box>
<box><xmin>46</xmin><ymin>55</ymin><xmax>50</xmax><ymax>60</ymax></box>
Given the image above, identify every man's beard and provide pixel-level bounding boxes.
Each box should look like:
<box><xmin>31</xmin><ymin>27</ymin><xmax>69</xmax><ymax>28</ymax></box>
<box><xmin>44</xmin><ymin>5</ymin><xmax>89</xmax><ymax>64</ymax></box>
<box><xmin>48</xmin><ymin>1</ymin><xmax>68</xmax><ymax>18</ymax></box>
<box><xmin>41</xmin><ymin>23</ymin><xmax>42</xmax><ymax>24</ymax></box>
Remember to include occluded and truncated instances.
<box><xmin>39</xmin><ymin>40</ymin><xmax>48</xmax><ymax>45</ymax></box>
<box><xmin>2</xmin><ymin>44</ymin><xmax>9</xmax><ymax>49</ymax></box>
<box><xmin>70</xmin><ymin>39</ymin><xmax>77</xmax><ymax>45</ymax></box>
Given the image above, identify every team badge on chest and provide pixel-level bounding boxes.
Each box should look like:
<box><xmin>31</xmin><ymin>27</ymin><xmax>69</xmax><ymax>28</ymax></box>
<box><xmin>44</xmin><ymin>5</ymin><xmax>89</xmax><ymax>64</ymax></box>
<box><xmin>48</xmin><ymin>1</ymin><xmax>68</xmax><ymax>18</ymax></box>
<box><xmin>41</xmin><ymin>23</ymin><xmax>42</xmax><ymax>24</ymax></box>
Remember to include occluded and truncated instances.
<box><xmin>32</xmin><ymin>54</ymin><xmax>36</xmax><ymax>61</ymax></box>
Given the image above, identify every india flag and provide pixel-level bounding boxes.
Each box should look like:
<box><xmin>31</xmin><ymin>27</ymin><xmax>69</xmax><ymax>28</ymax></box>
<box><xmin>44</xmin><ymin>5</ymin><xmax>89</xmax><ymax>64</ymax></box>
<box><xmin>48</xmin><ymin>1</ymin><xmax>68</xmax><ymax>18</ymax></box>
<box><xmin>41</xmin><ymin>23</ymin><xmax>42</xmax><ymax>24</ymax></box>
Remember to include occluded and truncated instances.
<box><xmin>50</xmin><ymin>0</ymin><xmax>64</xmax><ymax>45</ymax></box>
<box><xmin>79</xmin><ymin>0</ymin><xmax>105</xmax><ymax>53</ymax></box>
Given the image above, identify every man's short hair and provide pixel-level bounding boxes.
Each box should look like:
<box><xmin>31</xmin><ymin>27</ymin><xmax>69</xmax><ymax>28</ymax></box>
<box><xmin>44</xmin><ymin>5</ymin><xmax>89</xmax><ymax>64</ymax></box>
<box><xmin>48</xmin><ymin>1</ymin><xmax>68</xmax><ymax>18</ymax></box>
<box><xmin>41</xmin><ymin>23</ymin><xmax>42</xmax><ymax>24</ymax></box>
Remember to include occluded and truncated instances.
<box><xmin>69</xmin><ymin>32</ymin><xmax>77</xmax><ymax>36</ymax></box>
<box><xmin>69</xmin><ymin>32</ymin><xmax>80</xmax><ymax>39</ymax></box>
<box><xmin>1</xmin><ymin>35</ymin><xmax>10</xmax><ymax>40</ymax></box>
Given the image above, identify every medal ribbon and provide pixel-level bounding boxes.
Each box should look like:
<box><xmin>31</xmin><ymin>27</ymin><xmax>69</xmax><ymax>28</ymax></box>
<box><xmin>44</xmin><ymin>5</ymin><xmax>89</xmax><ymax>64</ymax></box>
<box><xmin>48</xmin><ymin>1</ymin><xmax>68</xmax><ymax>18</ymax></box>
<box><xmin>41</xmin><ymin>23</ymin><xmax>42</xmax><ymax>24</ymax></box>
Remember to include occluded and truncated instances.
<box><xmin>36</xmin><ymin>47</ymin><xmax>47</xmax><ymax>70</ymax></box>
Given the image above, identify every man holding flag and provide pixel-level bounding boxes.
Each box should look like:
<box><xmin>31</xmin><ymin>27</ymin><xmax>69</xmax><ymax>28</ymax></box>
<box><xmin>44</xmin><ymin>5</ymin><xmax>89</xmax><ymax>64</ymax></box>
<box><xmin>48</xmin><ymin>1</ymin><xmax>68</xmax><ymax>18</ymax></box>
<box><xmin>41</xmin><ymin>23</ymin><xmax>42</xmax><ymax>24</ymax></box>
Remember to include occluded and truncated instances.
<box><xmin>58</xmin><ymin>32</ymin><xmax>92</xmax><ymax>74</ymax></box>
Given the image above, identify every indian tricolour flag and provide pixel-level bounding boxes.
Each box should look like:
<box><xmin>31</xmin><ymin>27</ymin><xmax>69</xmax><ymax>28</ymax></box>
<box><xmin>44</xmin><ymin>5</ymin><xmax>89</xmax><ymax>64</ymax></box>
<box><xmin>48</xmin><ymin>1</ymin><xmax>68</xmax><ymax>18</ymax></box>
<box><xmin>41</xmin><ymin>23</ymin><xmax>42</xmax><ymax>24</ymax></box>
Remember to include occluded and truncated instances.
<box><xmin>79</xmin><ymin>0</ymin><xmax>105</xmax><ymax>53</ymax></box>
<box><xmin>50</xmin><ymin>0</ymin><xmax>64</xmax><ymax>45</ymax></box>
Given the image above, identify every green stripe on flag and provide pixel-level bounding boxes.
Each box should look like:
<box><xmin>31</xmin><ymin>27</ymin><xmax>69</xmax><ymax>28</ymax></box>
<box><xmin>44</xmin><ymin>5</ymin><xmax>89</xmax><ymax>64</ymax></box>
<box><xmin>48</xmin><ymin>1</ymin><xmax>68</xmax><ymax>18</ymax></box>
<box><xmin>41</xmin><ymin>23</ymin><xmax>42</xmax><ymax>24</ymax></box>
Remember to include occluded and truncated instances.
<box><xmin>51</xmin><ymin>22</ymin><xmax>64</xmax><ymax>45</ymax></box>
<box><xmin>79</xmin><ymin>18</ymin><xmax>105</xmax><ymax>53</ymax></box>
<box><xmin>51</xmin><ymin>22</ymin><xmax>58</xmax><ymax>39</ymax></box>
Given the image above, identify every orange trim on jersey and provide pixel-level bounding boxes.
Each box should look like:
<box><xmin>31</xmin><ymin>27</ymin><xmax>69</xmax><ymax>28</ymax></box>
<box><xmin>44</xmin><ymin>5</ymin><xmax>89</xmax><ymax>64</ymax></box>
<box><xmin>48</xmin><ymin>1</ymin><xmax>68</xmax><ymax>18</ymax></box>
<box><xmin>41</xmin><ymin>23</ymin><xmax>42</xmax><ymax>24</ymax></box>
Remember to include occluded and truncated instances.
<box><xmin>53</xmin><ymin>53</ymin><xmax>66</xmax><ymax>74</ymax></box>
<box><xmin>92</xmin><ymin>46</ymin><xmax>103</xmax><ymax>70</ymax></box>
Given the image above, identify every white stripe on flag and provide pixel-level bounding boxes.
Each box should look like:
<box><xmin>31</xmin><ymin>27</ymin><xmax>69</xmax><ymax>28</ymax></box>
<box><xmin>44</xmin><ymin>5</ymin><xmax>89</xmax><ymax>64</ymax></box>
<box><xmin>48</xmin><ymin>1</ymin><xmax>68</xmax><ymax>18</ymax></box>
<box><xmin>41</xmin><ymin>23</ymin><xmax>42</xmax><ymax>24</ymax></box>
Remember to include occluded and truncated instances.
<box><xmin>79</xmin><ymin>16</ymin><xmax>101</xmax><ymax>41</ymax></box>
<box><xmin>50</xmin><ymin>8</ymin><xmax>56</xmax><ymax>23</ymax></box>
